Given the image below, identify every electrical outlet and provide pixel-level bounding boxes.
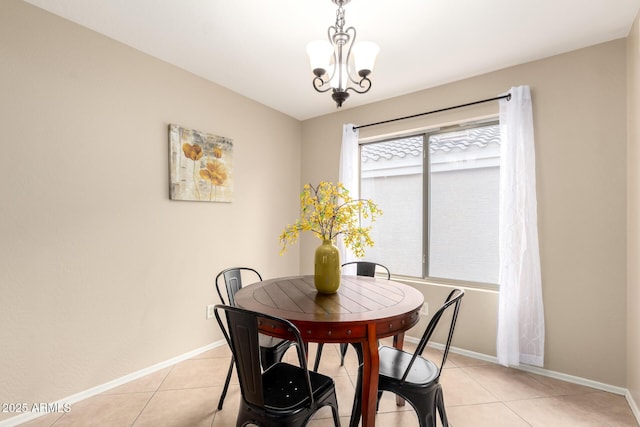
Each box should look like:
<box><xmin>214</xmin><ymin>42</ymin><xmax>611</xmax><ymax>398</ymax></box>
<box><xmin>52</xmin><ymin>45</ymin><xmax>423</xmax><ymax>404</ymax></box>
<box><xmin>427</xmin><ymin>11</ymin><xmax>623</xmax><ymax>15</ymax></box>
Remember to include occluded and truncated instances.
<box><xmin>419</xmin><ymin>303</ymin><xmax>429</xmax><ymax>316</ymax></box>
<box><xmin>206</xmin><ymin>304</ymin><xmax>215</xmax><ymax>320</ymax></box>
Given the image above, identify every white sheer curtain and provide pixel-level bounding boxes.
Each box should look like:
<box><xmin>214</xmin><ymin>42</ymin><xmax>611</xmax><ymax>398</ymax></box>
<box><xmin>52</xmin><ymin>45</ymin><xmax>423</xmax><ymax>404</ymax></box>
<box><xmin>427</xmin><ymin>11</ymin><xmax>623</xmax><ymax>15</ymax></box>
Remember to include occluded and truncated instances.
<box><xmin>338</xmin><ymin>124</ymin><xmax>359</xmax><ymax>265</ymax></box>
<box><xmin>497</xmin><ymin>85</ymin><xmax>545</xmax><ymax>367</ymax></box>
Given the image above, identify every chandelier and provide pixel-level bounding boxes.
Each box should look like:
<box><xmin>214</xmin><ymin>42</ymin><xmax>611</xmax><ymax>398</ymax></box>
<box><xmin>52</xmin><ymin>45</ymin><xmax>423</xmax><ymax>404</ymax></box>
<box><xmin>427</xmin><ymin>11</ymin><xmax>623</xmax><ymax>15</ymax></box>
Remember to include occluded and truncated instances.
<box><xmin>306</xmin><ymin>0</ymin><xmax>379</xmax><ymax>108</ymax></box>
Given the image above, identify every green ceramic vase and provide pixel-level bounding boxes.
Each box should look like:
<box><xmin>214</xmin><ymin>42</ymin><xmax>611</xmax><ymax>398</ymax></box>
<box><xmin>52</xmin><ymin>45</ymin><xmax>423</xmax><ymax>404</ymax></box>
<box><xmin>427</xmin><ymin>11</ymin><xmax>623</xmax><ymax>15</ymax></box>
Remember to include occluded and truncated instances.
<box><xmin>314</xmin><ymin>239</ymin><xmax>341</xmax><ymax>294</ymax></box>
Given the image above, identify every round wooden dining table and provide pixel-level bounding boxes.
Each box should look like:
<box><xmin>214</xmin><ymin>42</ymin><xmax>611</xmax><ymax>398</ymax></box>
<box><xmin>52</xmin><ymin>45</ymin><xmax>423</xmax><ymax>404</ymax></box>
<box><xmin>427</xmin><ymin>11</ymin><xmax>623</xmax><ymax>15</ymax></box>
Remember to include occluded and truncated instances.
<box><xmin>234</xmin><ymin>275</ymin><xmax>424</xmax><ymax>427</ymax></box>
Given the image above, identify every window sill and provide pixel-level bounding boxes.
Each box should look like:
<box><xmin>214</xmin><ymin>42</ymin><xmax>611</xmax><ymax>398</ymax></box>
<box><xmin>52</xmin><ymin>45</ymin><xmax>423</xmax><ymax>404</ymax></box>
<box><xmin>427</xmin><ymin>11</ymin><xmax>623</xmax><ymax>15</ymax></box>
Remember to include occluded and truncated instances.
<box><xmin>388</xmin><ymin>275</ymin><xmax>499</xmax><ymax>294</ymax></box>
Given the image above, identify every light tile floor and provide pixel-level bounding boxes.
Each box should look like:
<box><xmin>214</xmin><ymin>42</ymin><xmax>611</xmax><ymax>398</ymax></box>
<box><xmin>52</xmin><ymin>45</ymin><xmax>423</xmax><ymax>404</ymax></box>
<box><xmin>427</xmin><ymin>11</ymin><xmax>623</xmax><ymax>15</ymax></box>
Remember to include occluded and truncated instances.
<box><xmin>20</xmin><ymin>339</ymin><xmax>639</xmax><ymax>427</ymax></box>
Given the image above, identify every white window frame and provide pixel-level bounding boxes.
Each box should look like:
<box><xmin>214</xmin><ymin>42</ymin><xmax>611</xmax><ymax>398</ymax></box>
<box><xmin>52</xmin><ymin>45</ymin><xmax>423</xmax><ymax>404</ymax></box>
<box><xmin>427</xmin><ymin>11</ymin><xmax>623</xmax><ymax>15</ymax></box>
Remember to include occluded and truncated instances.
<box><xmin>359</xmin><ymin>118</ymin><xmax>500</xmax><ymax>290</ymax></box>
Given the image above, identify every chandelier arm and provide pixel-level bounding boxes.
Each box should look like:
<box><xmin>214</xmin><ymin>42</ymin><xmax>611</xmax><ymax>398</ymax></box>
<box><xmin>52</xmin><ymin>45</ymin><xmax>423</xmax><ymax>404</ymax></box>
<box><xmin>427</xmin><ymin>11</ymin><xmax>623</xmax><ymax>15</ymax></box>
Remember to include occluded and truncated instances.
<box><xmin>326</xmin><ymin>25</ymin><xmax>339</xmax><ymax>84</ymax></box>
<box><xmin>312</xmin><ymin>76</ymin><xmax>334</xmax><ymax>93</ymax></box>
<box><xmin>343</xmin><ymin>26</ymin><xmax>361</xmax><ymax>86</ymax></box>
<box><xmin>344</xmin><ymin>76</ymin><xmax>372</xmax><ymax>94</ymax></box>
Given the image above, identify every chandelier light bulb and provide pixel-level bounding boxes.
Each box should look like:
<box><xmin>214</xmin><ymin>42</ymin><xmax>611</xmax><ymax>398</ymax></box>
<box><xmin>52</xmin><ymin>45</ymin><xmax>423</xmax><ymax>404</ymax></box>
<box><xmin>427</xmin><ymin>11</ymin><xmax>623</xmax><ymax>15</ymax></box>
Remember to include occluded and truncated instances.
<box><xmin>329</xmin><ymin>63</ymin><xmax>349</xmax><ymax>90</ymax></box>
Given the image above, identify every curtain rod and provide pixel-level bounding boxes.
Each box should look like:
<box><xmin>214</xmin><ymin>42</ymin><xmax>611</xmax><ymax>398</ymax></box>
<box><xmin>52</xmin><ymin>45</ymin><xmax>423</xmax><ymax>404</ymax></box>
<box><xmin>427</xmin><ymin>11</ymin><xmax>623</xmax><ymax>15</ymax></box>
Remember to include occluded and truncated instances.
<box><xmin>353</xmin><ymin>93</ymin><xmax>511</xmax><ymax>131</ymax></box>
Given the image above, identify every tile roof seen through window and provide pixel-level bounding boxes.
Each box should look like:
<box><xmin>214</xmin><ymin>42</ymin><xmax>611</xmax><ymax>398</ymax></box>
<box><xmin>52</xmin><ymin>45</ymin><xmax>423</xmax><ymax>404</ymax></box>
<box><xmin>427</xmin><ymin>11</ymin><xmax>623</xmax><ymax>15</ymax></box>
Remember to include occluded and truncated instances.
<box><xmin>361</xmin><ymin>124</ymin><xmax>500</xmax><ymax>162</ymax></box>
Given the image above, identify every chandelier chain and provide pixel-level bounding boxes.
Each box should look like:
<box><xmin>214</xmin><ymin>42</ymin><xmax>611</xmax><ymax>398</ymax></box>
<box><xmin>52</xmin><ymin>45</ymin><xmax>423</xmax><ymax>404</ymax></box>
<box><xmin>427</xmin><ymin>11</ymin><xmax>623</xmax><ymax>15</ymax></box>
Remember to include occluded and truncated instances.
<box><xmin>335</xmin><ymin>5</ymin><xmax>345</xmax><ymax>32</ymax></box>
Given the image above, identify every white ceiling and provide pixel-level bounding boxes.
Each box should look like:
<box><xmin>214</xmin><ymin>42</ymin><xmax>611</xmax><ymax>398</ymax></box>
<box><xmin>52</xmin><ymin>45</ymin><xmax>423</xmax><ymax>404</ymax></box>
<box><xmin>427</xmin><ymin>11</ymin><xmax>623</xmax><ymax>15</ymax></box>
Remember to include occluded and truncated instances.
<box><xmin>24</xmin><ymin>0</ymin><xmax>640</xmax><ymax>120</ymax></box>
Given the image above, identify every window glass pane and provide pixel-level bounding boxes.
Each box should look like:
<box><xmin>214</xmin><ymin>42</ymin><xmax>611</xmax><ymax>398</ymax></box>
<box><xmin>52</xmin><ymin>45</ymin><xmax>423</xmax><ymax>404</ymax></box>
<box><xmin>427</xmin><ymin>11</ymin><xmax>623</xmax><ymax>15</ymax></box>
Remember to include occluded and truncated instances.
<box><xmin>360</xmin><ymin>136</ymin><xmax>423</xmax><ymax>277</ymax></box>
<box><xmin>428</xmin><ymin>124</ymin><xmax>500</xmax><ymax>283</ymax></box>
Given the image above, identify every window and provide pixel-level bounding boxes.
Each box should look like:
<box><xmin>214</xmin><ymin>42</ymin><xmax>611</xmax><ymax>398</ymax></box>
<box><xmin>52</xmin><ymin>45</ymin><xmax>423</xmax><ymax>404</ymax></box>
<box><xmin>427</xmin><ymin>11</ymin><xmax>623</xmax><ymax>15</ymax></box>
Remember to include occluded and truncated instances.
<box><xmin>360</xmin><ymin>121</ymin><xmax>500</xmax><ymax>285</ymax></box>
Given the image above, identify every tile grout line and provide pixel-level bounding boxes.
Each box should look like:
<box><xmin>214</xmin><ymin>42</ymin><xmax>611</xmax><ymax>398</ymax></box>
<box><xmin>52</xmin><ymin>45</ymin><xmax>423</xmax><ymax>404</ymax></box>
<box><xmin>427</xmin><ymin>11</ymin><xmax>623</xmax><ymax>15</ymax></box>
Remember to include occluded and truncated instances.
<box><xmin>129</xmin><ymin>363</ymin><xmax>176</xmax><ymax>427</ymax></box>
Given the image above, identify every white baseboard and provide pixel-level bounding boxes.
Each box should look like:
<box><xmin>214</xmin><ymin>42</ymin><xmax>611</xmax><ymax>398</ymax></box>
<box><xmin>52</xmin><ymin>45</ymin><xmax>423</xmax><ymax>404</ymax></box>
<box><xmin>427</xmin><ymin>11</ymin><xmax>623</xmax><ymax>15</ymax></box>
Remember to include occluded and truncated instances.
<box><xmin>627</xmin><ymin>390</ymin><xmax>640</xmax><ymax>424</ymax></box>
<box><xmin>405</xmin><ymin>336</ymin><xmax>629</xmax><ymax>396</ymax></box>
<box><xmin>0</xmin><ymin>340</ymin><xmax>227</xmax><ymax>427</ymax></box>
<box><xmin>416</xmin><ymin>339</ymin><xmax>640</xmax><ymax>425</ymax></box>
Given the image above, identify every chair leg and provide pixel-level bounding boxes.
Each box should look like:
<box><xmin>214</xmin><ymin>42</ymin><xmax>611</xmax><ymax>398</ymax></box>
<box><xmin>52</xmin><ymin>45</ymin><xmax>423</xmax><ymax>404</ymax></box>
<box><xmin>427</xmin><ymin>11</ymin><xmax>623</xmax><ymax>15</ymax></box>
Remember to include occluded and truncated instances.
<box><xmin>217</xmin><ymin>357</ymin><xmax>234</xmax><ymax>410</ymax></box>
<box><xmin>412</xmin><ymin>388</ymin><xmax>439</xmax><ymax>427</ymax></box>
<box><xmin>436</xmin><ymin>384</ymin><xmax>449</xmax><ymax>427</ymax></box>
<box><xmin>349</xmin><ymin>363</ymin><xmax>363</xmax><ymax>427</ymax></box>
<box><xmin>313</xmin><ymin>343</ymin><xmax>324</xmax><ymax>372</ymax></box>
<box><xmin>348</xmin><ymin>344</ymin><xmax>364</xmax><ymax>427</ymax></box>
<box><xmin>329</xmin><ymin>394</ymin><xmax>341</xmax><ymax>427</ymax></box>
<box><xmin>339</xmin><ymin>343</ymin><xmax>348</xmax><ymax>366</ymax></box>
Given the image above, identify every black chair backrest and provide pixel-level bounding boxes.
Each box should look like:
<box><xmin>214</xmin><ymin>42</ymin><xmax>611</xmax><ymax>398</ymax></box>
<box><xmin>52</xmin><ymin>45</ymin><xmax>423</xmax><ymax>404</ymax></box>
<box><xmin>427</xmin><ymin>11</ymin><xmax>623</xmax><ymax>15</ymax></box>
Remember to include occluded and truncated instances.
<box><xmin>215</xmin><ymin>267</ymin><xmax>262</xmax><ymax>307</ymax></box>
<box><xmin>402</xmin><ymin>288</ymin><xmax>465</xmax><ymax>384</ymax></box>
<box><xmin>341</xmin><ymin>261</ymin><xmax>391</xmax><ymax>279</ymax></box>
<box><xmin>214</xmin><ymin>304</ymin><xmax>314</xmax><ymax>408</ymax></box>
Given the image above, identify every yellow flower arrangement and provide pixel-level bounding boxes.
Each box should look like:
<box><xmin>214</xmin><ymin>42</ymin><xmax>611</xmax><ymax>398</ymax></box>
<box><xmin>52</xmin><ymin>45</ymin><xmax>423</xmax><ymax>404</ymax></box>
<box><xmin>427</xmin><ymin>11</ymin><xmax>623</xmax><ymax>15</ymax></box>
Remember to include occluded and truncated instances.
<box><xmin>280</xmin><ymin>181</ymin><xmax>382</xmax><ymax>258</ymax></box>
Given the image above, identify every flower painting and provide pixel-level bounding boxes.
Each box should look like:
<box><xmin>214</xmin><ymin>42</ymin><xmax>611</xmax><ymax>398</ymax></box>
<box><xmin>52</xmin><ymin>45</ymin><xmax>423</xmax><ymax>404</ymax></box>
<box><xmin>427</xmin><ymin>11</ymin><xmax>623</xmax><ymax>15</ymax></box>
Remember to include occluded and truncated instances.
<box><xmin>169</xmin><ymin>124</ymin><xmax>233</xmax><ymax>202</ymax></box>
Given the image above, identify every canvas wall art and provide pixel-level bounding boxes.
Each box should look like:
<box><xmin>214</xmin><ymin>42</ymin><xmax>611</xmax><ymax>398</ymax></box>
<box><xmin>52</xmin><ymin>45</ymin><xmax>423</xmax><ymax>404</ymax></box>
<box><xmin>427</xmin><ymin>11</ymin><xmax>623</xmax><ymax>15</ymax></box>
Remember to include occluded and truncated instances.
<box><xmin>169</xmin><ymin>124</ymin><xmax>234</xmax><ymax>202</ymax></box>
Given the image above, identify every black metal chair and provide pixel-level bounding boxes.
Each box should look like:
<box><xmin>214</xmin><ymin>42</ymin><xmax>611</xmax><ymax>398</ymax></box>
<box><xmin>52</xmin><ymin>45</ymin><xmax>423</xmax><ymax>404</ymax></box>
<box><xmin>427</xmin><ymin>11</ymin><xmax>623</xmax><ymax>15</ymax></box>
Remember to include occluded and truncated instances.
<box><xmin>215</xmin><ymin>267</ymin><xmax>295</xmax><ymax>410</ymax></box>
<box><xmin>341</xmin><ymin>261</ymin><xmax>391</xmax><ymax>280</ymax></box>
<box><xmin>214</xmin><ymin>304</ymin><xmax>341</xmax><ymax>427</ymax></box>
<box><xmin>313</xmin><ymin>261</ymin><xmax>391</xmax><ymax>372</ymax></box>
<box><xmin>373</xmin><ymin>288</ymin><xmax>465</xmax><ymax>427</ymax></box>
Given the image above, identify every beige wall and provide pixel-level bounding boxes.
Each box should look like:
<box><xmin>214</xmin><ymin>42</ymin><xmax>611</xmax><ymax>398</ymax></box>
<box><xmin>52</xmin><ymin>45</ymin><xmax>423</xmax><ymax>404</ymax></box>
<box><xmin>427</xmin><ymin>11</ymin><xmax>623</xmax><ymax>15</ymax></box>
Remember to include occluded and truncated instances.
<box><xmin>628</xmin><ymin>10</ymin><xmax>640</xmax><ymax>410</ymax></box>
<box><xmin>301</xmin><ymin>40</ymin><xmax>628</xmax><ymax>386</ymax></box>
<box><xmin>0</xmin><ymin>0</ymin><xmax>301</xmax><ymax>418</ymax></box>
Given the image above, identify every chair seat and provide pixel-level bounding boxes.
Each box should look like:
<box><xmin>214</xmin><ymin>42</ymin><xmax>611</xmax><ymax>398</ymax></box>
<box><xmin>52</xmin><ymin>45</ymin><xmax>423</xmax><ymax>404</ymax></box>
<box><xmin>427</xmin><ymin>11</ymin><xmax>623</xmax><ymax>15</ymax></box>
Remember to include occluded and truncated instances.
<box><xmin>263</xmin><ymin>363</ymin><xmax>335</xmax><ymax>411</ymax></box>
<box><xmin>378</xmin><ymin>346</ymin><xmax>439</xmax><ymax>386</ymax></box>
